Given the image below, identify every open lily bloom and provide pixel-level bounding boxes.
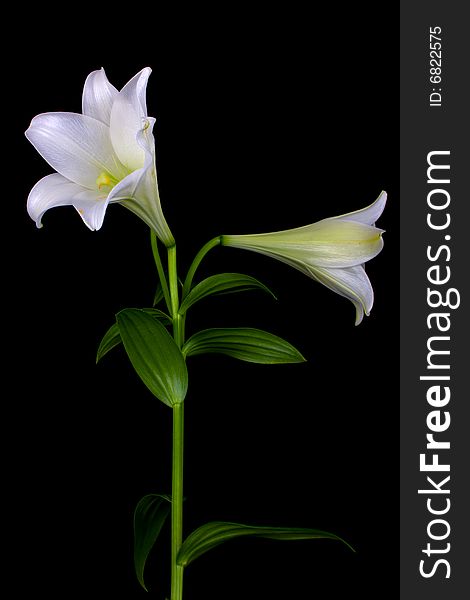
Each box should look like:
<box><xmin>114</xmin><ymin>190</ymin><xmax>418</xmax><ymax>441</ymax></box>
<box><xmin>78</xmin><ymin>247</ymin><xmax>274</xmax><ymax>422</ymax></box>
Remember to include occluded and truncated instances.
<box><xmin>222</xmin><ymin>191</ymin><xmax>387</xmax><ymax>325</ymax></box>
<box><xmin>25</xmin><ymin>68</ymin><xmax>174</xmax><ymax>246</ymax></box>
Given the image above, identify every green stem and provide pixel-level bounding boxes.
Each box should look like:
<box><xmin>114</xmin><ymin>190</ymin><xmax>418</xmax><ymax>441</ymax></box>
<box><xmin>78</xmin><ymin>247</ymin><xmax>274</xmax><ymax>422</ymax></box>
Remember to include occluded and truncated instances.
<box><xmin>182</xmin><ymin>236</ymin><xmax>221</xmax><ymax>298</ymax></box>
<box><xmin>167</xmin><ymin>244</ymin><xmax>185</xmax><ymax>600</ymax></box>
<box><xmin>150</xmin><ymin>230</ymin><xmax>172</xmax><ymax>314</ymax></box>
<box><xmin>171</xmin><ymin>403</ymin><xmax>184</xmax><ymax>600</ymax></box>
<box><xmin>167</xmin><ymin>244</ymin><xmax>184</xmax><ymax>348</ymax></box>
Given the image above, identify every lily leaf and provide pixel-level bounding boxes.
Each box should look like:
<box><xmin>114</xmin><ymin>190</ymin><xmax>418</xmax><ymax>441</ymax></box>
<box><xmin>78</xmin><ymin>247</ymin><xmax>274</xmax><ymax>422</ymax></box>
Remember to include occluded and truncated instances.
<box><xmin>117</xmin><ymin>309</ymin><xmax>188</xmax><ymax>407</ymax></box>
<box><xmin>96</xmin><ymin>322</ymin><xmax>121</xmax><ymax>364</ymax></box>
<box><xmin>177</xmin><ymin>521</ymin><xmax>353</xmax><ymax>568</ymax></box>
<box><xmin>153</xmin><ymin>283</ymin><xmax>165</xmax><ymax>307</ymax></box>
<box><xmin>179</xmin><ymin>273</ymin><xmax>276</xmax><ymax>314</ymax></box>
<box><xmin>150</xmin><ymin>308</ymin><xmax>172</xmax><ymax>324</ymax></box>
<box><xmin>134</xmin><ymin>493</ymin><xmax>171</xmax><ymax>591</ymax></box>
<box><xmin>96</xmin><ymin>308</ymin><xmax>172</xmax><ymax>363</ymax></box>
<box><xmin>182</xmin><ymin>328</ymin><xmax>305</xmax><ymax>364</ymax></box>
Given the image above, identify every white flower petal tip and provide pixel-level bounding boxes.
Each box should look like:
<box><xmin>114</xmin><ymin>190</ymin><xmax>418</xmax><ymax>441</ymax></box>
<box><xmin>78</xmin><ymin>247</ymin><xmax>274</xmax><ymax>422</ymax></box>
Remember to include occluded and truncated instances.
<box><xmin>25</xmin><ymin>68</ymin><xmax>173</xmax><ymax>243</ymax></box>
<box><xmin>109</xmin><ymin>68</ymin><xmax>153</xmax><ymax>171</ymax></box>
<box><xmin>337</xmin><ymin>190</ymin><xmax>387</xmax><ymax>226</ymax></box>
<box><xmin>82</xmin><ymin>68</ymin><xmax>118</xmax><ymax>125</ymax></box>
<box><xmin>136</xmin><ymin>66</ymin><xmax>152</xmax><ymax>83</ymax></box>
<box><xmin>222</xmin><ymin>192</ymin><xmax>386</xmax><ymax>324</ymax></box>
<box><xmin>308</xmin><ymin>263</ymin><xmax>374</xmax><ymax>326</ymax></box>
<box><xmin>26</xmin><ymin>173</ymin><xmax>110</xmax><ymax>231</ymax></box>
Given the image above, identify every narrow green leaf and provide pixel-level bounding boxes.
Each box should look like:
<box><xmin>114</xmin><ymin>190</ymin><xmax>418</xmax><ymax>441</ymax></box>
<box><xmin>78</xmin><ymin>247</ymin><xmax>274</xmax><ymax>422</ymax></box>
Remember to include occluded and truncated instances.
<box><xmin>182</xmin><ymin>328</ymin><xmax>305</xmax><ymax>364</ymax></box>
<box><xmin>179</xmin><ymin>273</ymin><xmax>276</xmax><ymax>314</ymax></box>
<box><xmin>134</xmin><ymin>494</ymin><xmax>171</xmax><ymax>591</ymax></box>
<box><xmin>177</xmin><ymin>521</ymin><xmax>353</xmax><ymax>567</ymax></box>
<box><xmin>96</xmin><ymin>309</ymin><xmax>172</xmax><ymax>364</ymax></box>
<box><xmin>146</xmin><ymin>308</ymin><xmax>173</xmax><ymax>326</ymax></box>
<box><xmin>117</xmin><ymin>309</ymin><xmax>188</xmax><ymax>406</ymax></box>
<box><xmin>96</xmin><ymin>322</ymin><xmax>121</xmax><ymax>363</ymax></box>
<box><xmin>153</xmin><ymin>283</ymin><xmax>165</xmax><ymax>307</ymax></box>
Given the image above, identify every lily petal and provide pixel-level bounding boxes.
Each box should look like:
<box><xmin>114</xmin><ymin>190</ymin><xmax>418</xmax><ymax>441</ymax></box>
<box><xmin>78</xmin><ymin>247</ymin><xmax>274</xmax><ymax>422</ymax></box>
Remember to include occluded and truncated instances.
<box><xmin>304</xmin><ymin>220</ymin><xmax>383</xmax><ymax>267</ymax></box>
<box><xmin>231</xmin><ymin>220</ymin><xmax>383</xmax><ymax>269</ymax></box>
<box><xmin>108</xmin><ymin>118</ymin><xmax>174</xmax><ymax>246</ymax></box>
<box><xmin>308</xmin><ymin>264</ymin><xmax>374</xmax><ymax>325</ymax></box>
<box><xmin>301</xmin><ymin>220</ymin><xmax>384</xmax><ymax>267</ymax></box>
<box><xmin>110</xmin><ymin>67</ymin><xmax>152</xmax><ymax>171</ymax></box>
<box><xmin>333</xmin><ymin>190</ymin><xmax>387</xmax><ymax>226</ymax></box>
<box><xmin>72</xmin><ymin>189</ymin><xmax>111</xmax><ymax>231</ymax></box>
<box><xmin>221</xmin><ymin>243</ymin><xmax>373</xmax><ymax>324</ymax></box>
<box><xmin>107</xmin><ymin>117</ymin><xmax>155</xmax><ymax>203</ymax></box>
<box><xmin>225</xmin><ymin>244</ymin><xmax>374</xmax><ymax>324</ymax></box>
<box><xmin>82</xmin><ymin>68</ymin><xmax>118</xmax><ymax>125</ymax></box>
<box><xmin>26</xmin><ymin>112</ymin><xmax>126</xmax><ymax>189</ymax></box>
<box><xmin>27</xmin><ymin>174</ymin><xmax>80</xmax><ymax>227</ymax></box>
<box><xmin>27</xmin><ymin>173</ymin><xmax>109</xmax><ymax>230</ymax></box>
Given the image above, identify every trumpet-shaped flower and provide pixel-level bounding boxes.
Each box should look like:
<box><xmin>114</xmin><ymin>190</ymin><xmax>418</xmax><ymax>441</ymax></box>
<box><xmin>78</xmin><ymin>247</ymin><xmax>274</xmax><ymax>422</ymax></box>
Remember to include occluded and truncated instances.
<box><xmin>25</xmin><ymin>68</ymin><xmax>174</xmax><ymax>246</ymax></box>
<box><xmin>222</xmin><ymin>191</ymin><xmax>387</xmax><ymax>325</ymax></box>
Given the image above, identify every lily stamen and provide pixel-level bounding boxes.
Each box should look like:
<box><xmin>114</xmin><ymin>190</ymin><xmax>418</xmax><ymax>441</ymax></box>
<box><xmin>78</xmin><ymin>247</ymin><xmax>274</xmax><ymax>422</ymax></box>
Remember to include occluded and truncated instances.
<box><xmin>96</xmin><ymin>172</ymin><xmax>113</xmax><ymax>190</ymax></box>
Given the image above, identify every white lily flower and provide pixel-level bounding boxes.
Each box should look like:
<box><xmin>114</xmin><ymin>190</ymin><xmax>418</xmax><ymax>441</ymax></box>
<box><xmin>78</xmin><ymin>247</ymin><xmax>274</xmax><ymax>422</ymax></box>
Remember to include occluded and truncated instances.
<box><xmin>25</xmin><ymin>67</ymin><xmax>174</xmax><ymax>246</ymax></box>
<box><xmin>222</xmin><ymin>191</ymin><xmax>387</xmax><ymax>325</ymax></box>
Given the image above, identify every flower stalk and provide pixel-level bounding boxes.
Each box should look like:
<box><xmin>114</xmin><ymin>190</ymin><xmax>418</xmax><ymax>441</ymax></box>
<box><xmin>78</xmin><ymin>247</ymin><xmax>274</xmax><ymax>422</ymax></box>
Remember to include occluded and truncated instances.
<box><xmin>151</xmin><ymin>230</ymin><xmax>172</xmax><ymax>314</ymax></box>
<box><xmin>182</xmin><ymin>236</ymin><xmax>221</xmax><ymax>298</ymax></box>
<box><xmin>166</xmin><ymin>242</ymin><xmax>185</xmax><ymax>600</ymax></box>
<box><xmin>171</xmin><ymin>402</ymin><xmax>185</xmax><ymax>600</ymax></box>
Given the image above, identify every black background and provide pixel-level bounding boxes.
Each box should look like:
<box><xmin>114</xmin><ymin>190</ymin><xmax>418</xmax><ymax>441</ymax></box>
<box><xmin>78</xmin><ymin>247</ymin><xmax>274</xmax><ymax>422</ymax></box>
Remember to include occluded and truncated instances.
<box><xmin>7</xmin><ymin>5</ymin><xmax>398</xmax><ymax>598</ymax></box>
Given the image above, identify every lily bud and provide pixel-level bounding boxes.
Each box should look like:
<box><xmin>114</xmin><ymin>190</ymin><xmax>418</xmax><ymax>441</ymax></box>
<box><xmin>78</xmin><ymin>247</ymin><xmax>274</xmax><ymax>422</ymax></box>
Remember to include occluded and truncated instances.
<box><xmin>222</xmin><ymin>192</ymin><xmax>387</xmax><ymax>324</ymax></box>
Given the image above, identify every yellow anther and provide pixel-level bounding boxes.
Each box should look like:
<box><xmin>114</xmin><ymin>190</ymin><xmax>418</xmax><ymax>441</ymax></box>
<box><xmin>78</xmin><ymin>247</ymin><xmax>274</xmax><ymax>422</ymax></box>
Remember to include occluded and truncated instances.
<box><xmin>96</xmin><ymin>172</ymin><xmax>112</xmax><ymax>190</ymax></box>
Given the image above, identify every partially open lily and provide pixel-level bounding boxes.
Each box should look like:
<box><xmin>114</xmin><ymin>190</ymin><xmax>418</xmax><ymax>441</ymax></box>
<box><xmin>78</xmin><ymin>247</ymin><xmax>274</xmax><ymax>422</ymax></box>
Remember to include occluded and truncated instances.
<box><xmin>222</xmin><ymin>191</ymin><xmax>386</xmax><ymax>324</ymax></box>
<box><xmin>25</xmin><ymin>67</ymin><xmax>174</xmax><ymax>246</ymax></box>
